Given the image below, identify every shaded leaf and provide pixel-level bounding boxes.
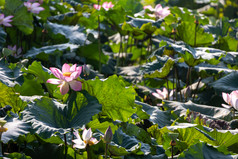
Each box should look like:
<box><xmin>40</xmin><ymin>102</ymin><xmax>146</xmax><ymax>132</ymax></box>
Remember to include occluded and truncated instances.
<box><xmin>21</xmin><ymin>91</ymin><xmax>102</xmax><ymax>138</ymax></box>
<box><xmin>211</xmin><ymin>72</ymin><xmax>238</xmax><ymax>93</ymax></box>
<box><xmin>135</xmin><ymin>100</ymin><xmax>172</xmax><ymax>127</ymax></box>
<box><xmin>24</xmin><ymin>43</ymin><xmax>78</xmax><ymax>58</ymax></box>
<box><xmin>178</xmin><ymin>142</ymin><xmax>234</xmax><ymax>159</ymax></box>
<box><xmin>164</xmin><ymin>100</ymin><xmax>232</xmax><ymax>121</ymax></box>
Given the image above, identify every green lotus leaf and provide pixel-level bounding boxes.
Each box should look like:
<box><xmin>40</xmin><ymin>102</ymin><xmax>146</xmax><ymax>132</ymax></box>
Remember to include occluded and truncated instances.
<box><xmin>21</xmin><ymin>91</ymin><xmax>102</xmax><ymax>138</ymax></box>
<box><xmin>2</xmin><ymin>116</ymin><xmax>30</xmax><ymax>144</ymax></box>
<box><xmin>46</xmin><ymin>22</ymin><xmax>87</xmax><ymax>45</ymax></box>
<box><xmin>0</xmin><ymin>27</ymin><xmax>6</xmax><ymax>50</ymax></box>
<box><xmin>135</xmin><ymin>100</ymin><xmax>172</xmax><ymax>128</ymax></box>
<box><xmin>143</xmin><ymin>56</ymin><xmax>174</xmax><ymax>79</ymax></box>
<box><xmin>0</xmin><ymin>58</ymin><xmax>23</xmax><ymax>87</ymax></box>
<box><xmin>164</xmin><ymin>100</ymin><xmax>232</xmax><ymax>121</ymax></box>
<box><xmin>127</xmin><ymin>16</ymin><xmax>163</xmax><ymax>29</ymax></box>
<box><xmin>7</xmin><ymin>152</ymin><xmax>31</xmax><ymax>159</ymax></box>
<box><xmin>24</xmin><ymin>43</ymin><xmax>78</xmax><ymax>59</ymax></box>
<box><xmin>4</xmin><ymin>0</ymin><xmax>33</xmax><ymax>35</ymax></box>
<box><xmin>15</xmin><ymin>75</ymin><xmax>45</xmax><ymax>96</ymax></box>
<box><xmin>211</xmin><ymin>71</ymin><xmax>238</xmax><ymax>93</ymax></box>
<box><xmin>109</xmin><ymin>128</ymin><xmax>151</xmax><ymax>156</ymax></box>
<box><xmin>177</xmin><ymin>21</ymin><xmax>214</xmax><ymax>47</ymax></box>
<box><xmin>178</xmin><ymin>142</ymin><xmax>234</xmax><ymax>159</ymax></box>
<box><xmin>83</xmin><ymin>75</ymin><xmax>136</xmax><ymax>122</ymax></box>
<box><xmin>21</xmin><ymin>61</ymin><xmax>57</xmax><ymax>96</ymax></box>
<box><xmin>0</xmin><ymin>82</ymin><xmax>26</xmax><ymax>113</ymax></box>
<box><xmin>140</xmin><ymin>22</ymin><xmax>157</xmax><ymax>35</ymax></box>
<box><xmin>48</xmin><ymin>12</ymin><xmax>81</xmax><ymax>25</ymax></box>
<box><xmin>117</xmin><ymin>0</ymin><xmax>143</xmax><ymax>15</ymax></box>
<box><xmin>217</xmin><ymin>35</ymin><xmax>238</xmax><ymax>52</ymax></box>
<box><xmin>76</xmin><ymin>42</ymin><xmax>109</xmax><ymax>70</ymax></box>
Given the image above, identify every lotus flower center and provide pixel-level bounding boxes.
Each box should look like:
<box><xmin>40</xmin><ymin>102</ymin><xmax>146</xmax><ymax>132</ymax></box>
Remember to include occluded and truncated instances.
<box><xmin>63</xmin><ymin>72</ymin><xmax>71</xmax><ymax>77</ymax></box>
<box><xmin>88</xmin><ymin>140</ymin><xmax>95</xmax><ymax>146</ymax></box>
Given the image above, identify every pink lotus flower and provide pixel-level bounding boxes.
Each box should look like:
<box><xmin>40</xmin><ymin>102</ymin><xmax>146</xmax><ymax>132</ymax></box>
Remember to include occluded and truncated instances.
<box><xmin>152</xmin><ymin>87</ymin><xmax>173</xmax><ymax>100</ymax></box>
<box><xmin>8</xmin><ymin>45</ymin><xmax>22</xmax><ymax>58</ymax></box>
<box><xmin>102</xmin><ymin>2</ymin><xmax>114</xmax><ymax>11</ymax></box>
<box><xmin>144</xmin><ymin>4</ymin><xmax>170</xmax><ymax>19</ymax></box>
<box><xmin>93</xmin><ymin>4</ymin><xmax>101</xmax><ymax>10</ymax></box>
<box><xmin>0</xmin><ymin>14</ymin><xmax>14</xmax><ymax>27</ymax></box>
<box><xmin>94</xmin><ymin>2</ymin><xmax>114</xmax><ymax>11</ymax></box>
<box><xmin>24</xmin><ymin>2</ymin><xmax>44</xmax><ymax>14</ymax></box>
<box><xmin>222</xmin><ymin>90</ymin><xmax>238</xmax><ymax>110</ymax></box>
<box><xmin>47</xmin><ymin>63</ymin><xmax>82</xmax><ymax>95</ymax></box>
<box><xmin>73</xmin><ymin>128</ymin><xmax>99</xmax><ymax>149</ymax></box>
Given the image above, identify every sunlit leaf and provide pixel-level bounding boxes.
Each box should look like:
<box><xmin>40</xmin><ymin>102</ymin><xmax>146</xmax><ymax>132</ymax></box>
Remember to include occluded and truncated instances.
<box><xmin>84</xmin><ymin>75</ymin><xmax>136</xmax><ymax>122</ymax></box>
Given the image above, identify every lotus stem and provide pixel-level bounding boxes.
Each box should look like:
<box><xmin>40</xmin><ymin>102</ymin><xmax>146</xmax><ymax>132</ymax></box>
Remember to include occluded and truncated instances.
<box><xmin>116</xmin><ymin>34</ymin><xmax>123</xmax><ymax>74</ymax></box>
<box><xmin>194</xmin><ymin>18</ymin><xmax>199</xmax><ymax>47</ymax></box>
<box><xmin>124</xmin><ymin>34</ymin><xmax>129</xmax><ymax>66</ymax></box>
<box><xmin>186</xmin><ymin>67</ymin><xmax>191</xmax><ymax>87</ymax></box>
<box><xmin>139</xmin><ymin>41</ymin><xmax>143</xmax><ymax>65</ymax></box>
<box><xmin>86</xmin><ymin>145</ymin><xmax>91</xmax><ymax>159</ymax></box>
<box><xmin>130</xmin><ymin>36</ymin><xmax>133</xmax><ymax>53</ymax></box>
<box><xmin>150</xmin><ymin>35</ymin><xmax>152</xmax><ymax>57</ymax></box>
<box><xmin>105</xmin><ymin>143</ymin><xmax>108</xmax><ymax>159</ymax></box>
<box><xmin>175</xmin><ymin>66</ymin><xmax>182</xmax><ymax>101</ymax></box>
<box><xmin>166</xmin><ymin>78</ymin><xmax>169</xmax><ymax>100</ymax></box>
<box><xmin>0</xmin><ymin>133</ymin><xmax>3</xmax><ymax>157</ymax></box>
<box><xmin>64</xmin><ymin>134</ymin><xmax>68</xmax><ymax>159</ymax></box>
<box><xmin>98</xmin><ymin>0</ymin><xmax>101</xmax><ymax>73</ymax></box>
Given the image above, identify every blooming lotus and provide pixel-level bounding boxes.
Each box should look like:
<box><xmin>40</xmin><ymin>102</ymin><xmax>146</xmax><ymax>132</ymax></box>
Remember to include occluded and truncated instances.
<box><xmin>102</xmin><ymin>2</ymin><xmax>114</xmax><ymax>11</ymax></box>
<box><xmin>8</xmin><ymin>45</ymin><xmax>22</xmax><ymax>58</ymax></box>
<box><xmin>0</xmin><ymin>14</ymin><xmax>14</xmax><ymax>27</ymax></box>
<box><xmin>73</xmin><ymin>128</ymin><xmax>98</xmax><ymax>149</ymax></box>
<box><xmin>24</xmin><ymin>2</ymin><xmax>44</xmax><ymax>14</ymax></box>
<box><xmin>47</xmin><ymin>63</ymin><xmax>82</xmax><ymax>95</ymax></box>
<box><xmin>144</xmin><ymin>4</ymin><xmax>170</xmax><ymax>19</ymax></box>
<box><xmin>93</xmin><ymin>1</ymin><xmax>114</xmax><ymax>11</ymax></box>
<box><xmin>93</xmin><ymin>4</ymin><xmax>101</xmax><ymax>10</ymax></box>
<box><xmin>152</xmin><ymin>87</ymin><xmax>173</xmax><ymax>101</ymax></box>
<box><xmin>222</xmin><ymin>90</ymin><xmax>238</xmax><ymax>110</ymax></box>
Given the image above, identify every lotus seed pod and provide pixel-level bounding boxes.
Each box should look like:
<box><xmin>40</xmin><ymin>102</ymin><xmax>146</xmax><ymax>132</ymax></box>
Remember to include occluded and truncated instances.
<box><xmin>104</xmin><ymin>126</ymin><xmax>113</xmax><ymax>143</ymax></box>
<box><xmin>170</xmin><ymin>140</ymin><xmax>176</xmax><ymax>146</ymax></box>
<box><xmin>0</xmin><ymin>119</ymin><xmax>7</xmax><ymax>127</ymax></box>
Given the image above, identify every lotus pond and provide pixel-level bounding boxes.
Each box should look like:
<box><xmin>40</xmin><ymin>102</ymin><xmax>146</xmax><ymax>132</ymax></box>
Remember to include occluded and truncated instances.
<box><xmin>0</xmin><ymin>0</ymin><xmax>238</xmax><ymax>158</ymax></box>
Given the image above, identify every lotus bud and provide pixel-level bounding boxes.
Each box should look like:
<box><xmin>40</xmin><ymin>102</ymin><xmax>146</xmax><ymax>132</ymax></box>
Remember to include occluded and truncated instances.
<box><xmin>83</xmin><ymin>64</ymin><xmax>90</xmax><ymax>76</ymax></box>
<box><xmin>104</xmin><ymin>126</ymin><xmax>113</xmax><ymax>143</ymax></box>
<box><xmin>184</xmin><ymin>86</ymin><xmax>191</xmax><ymax>99</ymax></box>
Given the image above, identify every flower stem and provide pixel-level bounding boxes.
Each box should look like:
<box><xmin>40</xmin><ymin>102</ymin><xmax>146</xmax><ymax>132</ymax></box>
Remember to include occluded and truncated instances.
<box><xmin>98</xmin><ymin>0</ymin><xmax>101</xmax><ymax>73</ymax></box>
<box><xmin>166</xmin><ymin>78</ymin><xmax>169</xmax><ymax>100</ymax></box>
<box><xmin>116</xmin><ymin>34</ymin><xmax>122</xmax><ymax>74</ymax></box>
<box><xmin>86</xmin><ymin>145</ymin><xmax>91</xmax><ymax>159</ymax></box>
<box><xmin>64</xmin><ymin>134</ymin><xmax>68</xmax><ymax>159</ymax></box>
<box><xmin>105</xmin><ymin>143</ymin><xmax>108</xmax><ymax>159</ymax></box>
<box><xmin>0</xmin><ymin>133</ymin><xmax>3</xmax><ymax>157</ymax></box>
